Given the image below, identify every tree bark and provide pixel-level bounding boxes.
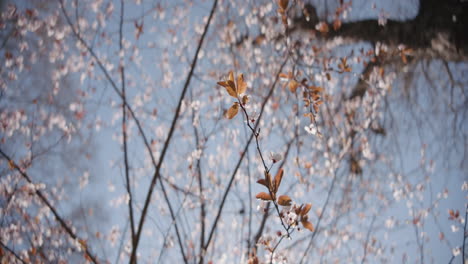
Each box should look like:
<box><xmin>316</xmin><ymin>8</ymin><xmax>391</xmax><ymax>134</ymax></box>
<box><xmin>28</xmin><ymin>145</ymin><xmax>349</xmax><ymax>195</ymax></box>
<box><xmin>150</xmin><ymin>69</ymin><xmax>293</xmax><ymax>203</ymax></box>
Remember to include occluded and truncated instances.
<box><xmin>293</xmin><ymin>0</ymin><xmax>468</xmax><ymax>61</ymax></box>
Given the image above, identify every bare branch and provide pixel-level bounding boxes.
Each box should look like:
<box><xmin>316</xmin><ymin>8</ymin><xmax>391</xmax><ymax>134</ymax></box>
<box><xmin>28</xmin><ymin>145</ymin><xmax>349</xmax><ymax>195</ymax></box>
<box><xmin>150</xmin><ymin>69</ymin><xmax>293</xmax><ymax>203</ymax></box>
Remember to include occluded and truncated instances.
<box><xmin>130</xmin><ymin>0</ymin><xmax>218</xmax><ymax>262</ymax></box>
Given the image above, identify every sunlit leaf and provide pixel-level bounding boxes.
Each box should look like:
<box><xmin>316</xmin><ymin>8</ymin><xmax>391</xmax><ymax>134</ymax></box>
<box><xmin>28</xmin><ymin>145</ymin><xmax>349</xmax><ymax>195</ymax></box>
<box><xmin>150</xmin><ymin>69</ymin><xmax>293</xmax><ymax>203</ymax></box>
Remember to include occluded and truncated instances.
<box><xmin>237</xmin><ymin>74</ymin><xmax>247</xmax><ymax>94</ymax></box>
<box><xmin>228</xmin><ymin>71</ymin><xmax>235</xmax><ymax>82</ymax></box>
<box><xmin>256</xmin><ymin>192</ymin><xmax>273</xmax><ymax>201</ymax></box>
<box><xmin>277</xmin><ymin>195</ymin><xmax>292</xmax><ymax>206</ymax></box>
<box><xmin>225</xmin><ymin>102</ymin><xmax>239</xmax><ymax>119</ymax></box>
<box><xmin>218</xmin><ymin>81</ymin><xmax>237</xmax><ymax>97</ymax></box>
<box><xmin>226</xmin><ymin>80</ymin><xmax>237</xmax><ymax>97</ymax></box>
<box><xmin>217</xmin><ymin>81</ymin><xmax>228</xmax><ymax>87</ymax></box>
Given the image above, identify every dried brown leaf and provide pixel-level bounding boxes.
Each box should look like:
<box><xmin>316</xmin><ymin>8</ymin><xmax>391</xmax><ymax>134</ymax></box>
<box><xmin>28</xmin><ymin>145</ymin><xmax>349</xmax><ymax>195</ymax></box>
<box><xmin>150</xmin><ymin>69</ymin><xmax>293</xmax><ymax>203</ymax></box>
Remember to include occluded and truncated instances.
<box><xmin>237</xmin><ymin>74</ymin><xmax>247</xmax><ymax>94</ymax></box>
<box><xmin>277</xmin><ymin>195</ymin><xmax>292</xmax><ymax>206</ymax></box>
<box><xmin>228</xmin><ymin>71</ymin><xmax>234</xmax><ymax>82</ymax></box>
<box><xmin>302</xmin><ymin>220</ymin><xmax>314</xmax><ymax>231</ymax></box>
<box><xmin>301</xmin><ymin>203</ymin><xmax>312</xmax><ymax>215</ymax></box>
<box><xmin>217</xmin><ymin>81</ymin><xmax>237</xmax><ymax>98</ymax></box>
<box><xmin>279</xmin><ymin>73</ymin><xmax>289</xmax><ymax>80</ymax></box>
<box><xmin>225</xmin><ymin>102</ymin><xmax>239</xmax><ymax>119</ymax></box>
<box><xmin>256</xmin><ymin>179</ymin><xmax>269</xmax><ymax>188</ymax></box>
<box><xmin>256</xmin><ymin>192</ymin><xmax>273</xmax><ymax>201</ymax></box>
<box><xmin>274</xmin><ymin>168</ymin><xmax>284</xmax><ymax>193</ymax></box>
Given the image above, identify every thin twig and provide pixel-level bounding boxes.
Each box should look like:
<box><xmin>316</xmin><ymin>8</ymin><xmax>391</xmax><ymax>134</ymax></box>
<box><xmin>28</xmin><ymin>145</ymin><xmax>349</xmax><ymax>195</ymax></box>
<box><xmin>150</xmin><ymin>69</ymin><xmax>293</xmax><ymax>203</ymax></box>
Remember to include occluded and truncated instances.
<box><xmin>191</xmin><ymin>91</ymin><xmax>207</xmax><ymax>264</ymax></box>
<box><xmin>157</xmin><ymin>176</ymin><xmax>188</xmax><ymax>263</ymax></box>
<box><xmin>361</xmin><ymin>215</ymin><xmax>376</xmax><ymax>264</ymax></box>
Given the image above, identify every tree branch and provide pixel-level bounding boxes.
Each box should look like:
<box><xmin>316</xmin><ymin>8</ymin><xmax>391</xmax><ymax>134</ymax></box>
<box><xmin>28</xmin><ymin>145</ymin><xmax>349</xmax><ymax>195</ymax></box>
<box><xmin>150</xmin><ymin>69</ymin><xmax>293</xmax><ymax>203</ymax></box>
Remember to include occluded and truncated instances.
<box><xmin>130</xmin><ymin>0</ymin><xmax>218</xmax><ymax>262</ymax></box>
<box><xmin>0</xmin><ymin>240</ymin><xmax>26</xmax><ymax>264</ymax></box>
<box><xmin>291</xmin><ymin>1</ymin><xmax>468</xmax><ymax>61</ymax></box>
<box><xmin>0</xmin><ymin>149</ymin><xmax>98</xmax><ymax>264</ymax></box>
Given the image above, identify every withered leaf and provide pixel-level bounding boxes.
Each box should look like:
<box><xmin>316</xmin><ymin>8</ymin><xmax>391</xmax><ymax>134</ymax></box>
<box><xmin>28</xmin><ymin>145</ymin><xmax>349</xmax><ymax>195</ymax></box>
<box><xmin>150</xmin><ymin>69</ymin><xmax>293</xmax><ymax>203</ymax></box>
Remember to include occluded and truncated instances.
<box><xmin>217</xmin><ymin>81</ymin><xmax>237</xmax><ymax>98</ymax></box>
<box><xmin>274</xmin><ymin>168</ymin><xmax>284</xmax><ymax>193</ymax></box>
<box><xmin>277</xmin><ymin>195</ymin><xmax>292</xmax><ymax>206</ymax></box>
<box><xmin>302</xmin><ymin>220</ymin><xmax>314</xmax><ymax>231</ymax></box>
<box><xmin>256</xmin><ymin>179</ymin><xmax>269</xmax><ymax>188</ymax></box>
<box><xmin>279</xmin><ymin>73</ymin><xmax>289</xmax><ymax>80</ymax></box>
<box><xmin>225</xmin><ymin>102</ymin><xmax>239</xmax><ymax>119</ymax></box>
<box><xmin>256</xmin><ymin>192</ymin><xmax>273</xmax><ymax>201</ymax></box>
<box><xmin>237</xmin><ymin>73</ymin><xmax>247</xmax><ymax>94</ymax></box>
<box><xmin>301</xmin><ymin>203</ymin><xmax>312</xmax><ymax>215</ymax></box>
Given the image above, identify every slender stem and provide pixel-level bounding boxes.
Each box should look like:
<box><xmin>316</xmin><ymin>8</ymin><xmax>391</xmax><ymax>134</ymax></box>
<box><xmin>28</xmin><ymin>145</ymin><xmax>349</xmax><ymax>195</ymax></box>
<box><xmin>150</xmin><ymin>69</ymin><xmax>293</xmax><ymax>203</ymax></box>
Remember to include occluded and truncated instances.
<box><xmin>191</xmin><ymin>93</ymin><xmax>207</xmax><ymax>264</ymax></box>
<box><xmin>203</xmin><ymin>57</ymin><xmax>288</xmax><ymax>253</ymax></box>
<box><xmin>157</xmin><ymin>176</ymin><xmax>188</xmax><ymax>264</ymax></box>
<box><xmin>361</xmin><ymin>215</ymin><xmax>376</xmax><ymax>264</ymax></box>
<box><xmin>238</xmin><ymin>101</ymin><xmax>290</xmax><ymax>234</ymax></box>
<box><xmin>269</xmin><ymin>228</ymin><xmax>293</xmax><ymax>264</ymax></box>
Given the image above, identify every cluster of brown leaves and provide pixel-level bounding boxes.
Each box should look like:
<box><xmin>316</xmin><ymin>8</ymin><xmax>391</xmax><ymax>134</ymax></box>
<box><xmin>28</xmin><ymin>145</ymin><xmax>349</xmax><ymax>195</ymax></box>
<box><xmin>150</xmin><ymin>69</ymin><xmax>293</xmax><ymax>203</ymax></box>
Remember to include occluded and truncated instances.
<box><xmin>256</xmin><ymin>168</ymin><xmax>286</xmax><ymax>203</ymax></box>
<box><xmin>295</xmin><ymin>203</ymin><xmax>314</xmax><ymax>231</ymax></box>
<box><xmin>279</xmin><ymin>72</ymin><xmax>325</xmax><ymax>129</ymax></box>
<box><xmin>217</xmin><ymin>71</ymin><xmax>248</xmax><ymax>119</ymax></box>
<box><xmin>255</xmin><ymin>169</ymin><xmax>314</xmax><ymax>232</ymax></box>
